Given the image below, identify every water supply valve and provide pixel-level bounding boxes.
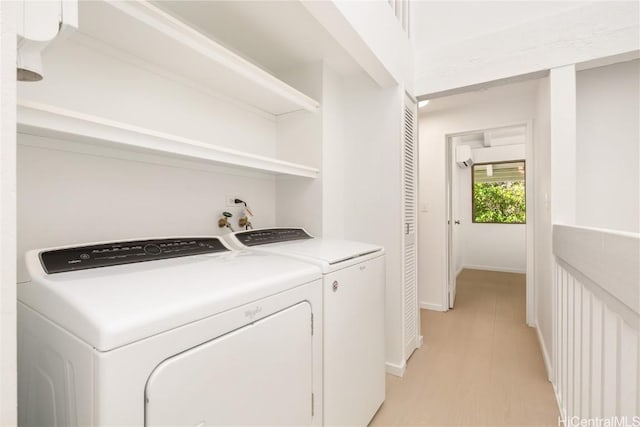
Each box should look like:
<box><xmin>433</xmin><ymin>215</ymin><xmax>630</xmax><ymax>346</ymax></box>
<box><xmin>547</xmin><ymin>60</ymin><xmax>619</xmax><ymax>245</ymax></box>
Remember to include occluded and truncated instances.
<box><xmin>218</xmin><ymin>211</ymin><xmax>235</xmax><ymax>232</ymax></box>
<box><xmin>239</xmin><ymin>216</ymin><xmax>252</xmax><ymax>229</ymax></box>
<box><xmin>234</xmin><ymin>198</ymin><xmax>254</xmax><ymax>230</ymax></box>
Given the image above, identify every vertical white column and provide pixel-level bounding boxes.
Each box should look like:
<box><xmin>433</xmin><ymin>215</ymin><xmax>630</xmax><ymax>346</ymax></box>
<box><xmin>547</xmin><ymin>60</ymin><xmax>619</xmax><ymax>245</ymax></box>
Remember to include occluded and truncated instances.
<box><xmin>549</xmin><ymin>65</ymin><xmax>577</xmax><ymax>224</ymax></box>
<box><xmin>321</xmin><ymin>64</ymin><xmax>345</xmax><ymax>239</ymax></box>
<box><xmin>0</xmin><ymin>0</ymin><xmax>17</xmax><ymax>425</ymax></box>
<box><xmin>550</xmin><ymin>66</ymin><xmax>576</xmax><ymax>419</ymax></box>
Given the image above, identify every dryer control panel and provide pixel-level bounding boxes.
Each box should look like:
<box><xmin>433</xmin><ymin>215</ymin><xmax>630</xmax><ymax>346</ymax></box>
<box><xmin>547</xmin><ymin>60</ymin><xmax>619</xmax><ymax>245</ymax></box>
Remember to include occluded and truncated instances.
<box><xmin>234</xmin><ymin>228</ymin><xmax>313</xmax><ymax>246</ymax></box>
<box><xmin>40</xmin><ymin>238</ymin><xmax>228</xmax><ymax>274</ymax></box>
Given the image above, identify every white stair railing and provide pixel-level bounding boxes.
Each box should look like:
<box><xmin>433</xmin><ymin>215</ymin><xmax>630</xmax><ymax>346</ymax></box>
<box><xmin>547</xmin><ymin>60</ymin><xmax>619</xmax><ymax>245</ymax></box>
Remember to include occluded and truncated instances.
<box><xmin>552</xmin><ymin>225</ymin><xmax>639</xmax><ymax>423</ymax></box>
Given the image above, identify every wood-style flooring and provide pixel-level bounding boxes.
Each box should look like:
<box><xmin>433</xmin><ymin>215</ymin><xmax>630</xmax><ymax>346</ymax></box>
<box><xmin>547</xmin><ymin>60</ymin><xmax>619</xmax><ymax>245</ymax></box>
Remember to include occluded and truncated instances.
<box><xmin>370</xmin><ymin>269</ymin><xmax>559</xmax><ymax>426</ymax></box>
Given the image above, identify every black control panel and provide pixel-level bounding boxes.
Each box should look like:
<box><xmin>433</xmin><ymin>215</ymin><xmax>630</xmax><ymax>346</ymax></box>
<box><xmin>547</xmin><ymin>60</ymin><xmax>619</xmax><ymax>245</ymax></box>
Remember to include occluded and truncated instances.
<box><xmin>235</xmin><ymin>228</ymin><xmax>313</xmax><ymax>246</ymax></box>
<box><xmin>40</xmin><ymin>238</ymin><xmax>229</xmax><ymax>274</ymax></box>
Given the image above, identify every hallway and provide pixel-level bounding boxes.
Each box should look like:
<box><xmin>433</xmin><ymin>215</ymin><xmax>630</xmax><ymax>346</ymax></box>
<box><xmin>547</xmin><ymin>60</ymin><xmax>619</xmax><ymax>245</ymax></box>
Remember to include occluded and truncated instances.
<box><xmin>371</xmin><ymin>270</ymin><xmax>559</xmax><ymax>426</ymax></box>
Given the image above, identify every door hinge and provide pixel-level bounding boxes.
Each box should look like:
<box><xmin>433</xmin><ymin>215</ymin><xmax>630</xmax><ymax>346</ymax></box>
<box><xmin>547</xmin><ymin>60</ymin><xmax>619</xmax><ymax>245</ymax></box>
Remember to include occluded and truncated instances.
<box><xmin>311</xmin><ymin>313</ymin><xmax>314</xmax><ymax>336</ymax></box>
<box><xmin>311</xmin><ymin>393</ymin><xmax>315</xmax><ymax>416</ymax></box>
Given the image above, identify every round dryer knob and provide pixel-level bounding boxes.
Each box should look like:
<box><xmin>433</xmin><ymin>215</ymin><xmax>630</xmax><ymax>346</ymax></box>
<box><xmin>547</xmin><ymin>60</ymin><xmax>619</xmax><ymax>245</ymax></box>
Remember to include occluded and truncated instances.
<box><xmin>144</xmin><ymin>244</ymin><xmax>162</xmax><ymax>255</ymax></box>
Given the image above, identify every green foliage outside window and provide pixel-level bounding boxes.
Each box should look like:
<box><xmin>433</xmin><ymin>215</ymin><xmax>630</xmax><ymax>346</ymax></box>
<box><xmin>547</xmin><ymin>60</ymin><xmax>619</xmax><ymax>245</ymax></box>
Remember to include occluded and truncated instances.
<box><xmin>472</xmin><ymin>161</ymin><xmax>526</xmax><ymax>224</ymax></box>
<box><xmin>473</xmin><ymin>181</ymin><xmax>525</xmax><ymax>223</ymax></box>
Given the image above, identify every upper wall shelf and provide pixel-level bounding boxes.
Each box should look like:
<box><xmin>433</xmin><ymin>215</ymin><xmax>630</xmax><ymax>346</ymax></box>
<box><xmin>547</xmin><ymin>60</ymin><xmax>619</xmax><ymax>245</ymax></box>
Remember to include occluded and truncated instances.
<box><xmin>75</xmin><ymin>0</ymin><xmax>320</xmax><ymax>116</ymax></box>
<box><xmin>17</xmin><ymin>101</ymin><xmax>320</xmax><ymax>178</ymax></box>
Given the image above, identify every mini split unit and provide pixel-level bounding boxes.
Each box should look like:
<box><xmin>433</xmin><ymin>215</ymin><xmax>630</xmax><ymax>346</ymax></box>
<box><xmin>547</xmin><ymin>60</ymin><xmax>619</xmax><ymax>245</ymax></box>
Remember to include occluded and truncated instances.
<box><xmin>455</xmin><ymin>145</ymin><xmax>474</xmax><ymax>168</ymax></box>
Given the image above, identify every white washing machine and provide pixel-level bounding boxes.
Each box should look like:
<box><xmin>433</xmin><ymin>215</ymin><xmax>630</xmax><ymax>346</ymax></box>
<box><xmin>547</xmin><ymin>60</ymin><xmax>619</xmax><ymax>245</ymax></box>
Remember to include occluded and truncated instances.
<box><xmin>224</xmin><ymin>228</ymin><xmax>386</xmax><ymax>426</ymax></box>
<box><xmin>18</xmin><ymin>236</ymin><xmax>323</xmax><ymax>426</ymax></box>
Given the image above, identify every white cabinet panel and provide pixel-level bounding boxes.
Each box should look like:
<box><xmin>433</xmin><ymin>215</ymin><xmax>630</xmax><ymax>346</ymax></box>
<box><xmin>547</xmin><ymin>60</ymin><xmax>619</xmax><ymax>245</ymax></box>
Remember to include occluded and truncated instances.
<box><xmin>323</xmin><ymin>256</ymin><xmax>385</xmax><ymax>426</ymax></box>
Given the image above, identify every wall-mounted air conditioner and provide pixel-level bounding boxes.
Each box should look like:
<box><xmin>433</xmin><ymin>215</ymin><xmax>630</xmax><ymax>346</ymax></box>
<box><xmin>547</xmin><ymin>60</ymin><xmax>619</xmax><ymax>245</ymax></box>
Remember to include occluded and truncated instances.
<box><xmin>455</xmin><ymin>145</ymin><xmax>474</xmax><ymax>168</ymax></box>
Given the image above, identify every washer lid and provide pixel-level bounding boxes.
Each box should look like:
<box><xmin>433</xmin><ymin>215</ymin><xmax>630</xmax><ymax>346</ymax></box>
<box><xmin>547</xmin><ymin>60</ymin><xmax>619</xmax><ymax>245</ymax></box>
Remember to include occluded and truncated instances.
<box><xmin>247</xmin><ymin>238</ymin><xmax>383</xmax><ymax>267</ymax></box>
<box><xmin>19</xmin><ymin>249</ymin><xmax>321</xmax><ymax>351</ymax></box>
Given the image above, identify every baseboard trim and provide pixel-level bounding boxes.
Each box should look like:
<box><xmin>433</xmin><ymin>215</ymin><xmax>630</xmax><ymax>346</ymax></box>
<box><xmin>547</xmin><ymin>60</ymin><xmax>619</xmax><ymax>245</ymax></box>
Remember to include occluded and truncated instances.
<box><xmin>553</xmin><ymin>382</ymin><xmax>565</xmax><ymax>422</ymax></box>
<box><xmin>535</xmin><ymin>324</ymin><xmax>553</xmax><ymax>382</ymax></box>
<box><xmin>462</xmin><ymin>264</ymin><xmax>526</xmax><ymax>274</ymax></box>
<box><xmin>385</xmin><ymin>360</ymin><xmax>406</xmax><ymax>377</ymax></box>
<box><xmin>419</xmin><ymin>302</ymin><xmax>446</xmax><ymax>311</ymax></box>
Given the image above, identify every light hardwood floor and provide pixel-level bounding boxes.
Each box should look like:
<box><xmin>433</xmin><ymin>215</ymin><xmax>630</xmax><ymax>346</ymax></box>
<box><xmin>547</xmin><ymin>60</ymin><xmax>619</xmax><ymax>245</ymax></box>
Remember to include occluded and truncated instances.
<box><xmin>370</xmin><ymin>269</ymin><xmax>559</xmax><ymax>426</ymax></box>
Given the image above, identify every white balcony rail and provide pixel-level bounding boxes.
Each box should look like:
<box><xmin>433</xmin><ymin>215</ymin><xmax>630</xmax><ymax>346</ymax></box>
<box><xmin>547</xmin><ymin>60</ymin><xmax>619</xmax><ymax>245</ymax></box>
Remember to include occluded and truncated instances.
<box><xmin>552</xmin><ymin>225</ymin><xmax>639</xmax><ymax>422</ymax></box>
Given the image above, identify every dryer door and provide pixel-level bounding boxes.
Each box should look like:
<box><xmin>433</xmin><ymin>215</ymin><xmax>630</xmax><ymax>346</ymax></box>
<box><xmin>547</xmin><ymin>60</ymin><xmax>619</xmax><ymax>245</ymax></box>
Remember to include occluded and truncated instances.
<box><xmin>145</xmin><ymin>302</ymin><xmax>313</xmax><ymax>426</ymax></box>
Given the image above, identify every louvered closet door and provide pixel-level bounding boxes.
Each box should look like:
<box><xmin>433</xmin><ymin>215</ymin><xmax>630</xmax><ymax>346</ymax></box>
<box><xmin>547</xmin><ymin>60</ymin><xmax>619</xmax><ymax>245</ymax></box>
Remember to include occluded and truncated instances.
<box><xmin>402</xmin><ymin>94</ymin><xmax>419</xmax><ymax>360</ymax></box>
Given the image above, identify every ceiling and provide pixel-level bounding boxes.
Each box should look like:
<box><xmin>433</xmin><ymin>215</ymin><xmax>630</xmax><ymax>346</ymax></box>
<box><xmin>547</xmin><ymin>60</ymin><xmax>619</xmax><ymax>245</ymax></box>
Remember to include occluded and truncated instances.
<box><xmin>412</xmin><ymin>1</ymin><xmax>589</xmax><ymax>52</ymax></box>
<box><xmin>152</xmin><ymin>1</ymin><xmax>362</xmax><ymax>78</ymax></box>
<box><xmin>419</xmin><ymin>78</ymin><xmax>540</xmax><ymax>115</ymax></box>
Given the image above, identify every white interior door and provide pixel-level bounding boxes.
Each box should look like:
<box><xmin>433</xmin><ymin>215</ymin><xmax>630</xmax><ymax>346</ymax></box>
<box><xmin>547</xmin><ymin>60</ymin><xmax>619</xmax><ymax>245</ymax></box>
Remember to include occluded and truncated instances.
<box><xmin>447</xmin><ymin>137</ymin><xmax>457</xmax><ymax>309</ymax></box>
<box><xmin>145</xmin><ymin>302</ymin><xmax>313</xmax><ymax>426</ymax></box>
<box><xmin>402</xmin><ymin>94</ymin><xmax>419</xmax><ymax>360</ymax></box>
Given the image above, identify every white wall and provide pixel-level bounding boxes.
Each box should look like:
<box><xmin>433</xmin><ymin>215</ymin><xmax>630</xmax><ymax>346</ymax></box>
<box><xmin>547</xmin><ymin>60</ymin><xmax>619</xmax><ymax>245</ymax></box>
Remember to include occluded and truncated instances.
<box><xmin>0</xmin><ymin>0</ymin><xmax>17</xmax><ymax>423</ymax></box>
<box><xmin>414</xmin><ymin>1</ymin><xmax>640</xmax><ymax>96</ymax></box>
<box><xmin>275</xmin><ymin>62</ymin><xmax>347</xmax><ymax>239</ymax></box>
<box><xmin>550</xmin><ymin>65</ymin><xmax>578</xmax><ymax>228</ymax></box>
<box><xmin>276</xmin><ymin>63</ymin><xmax>324</xmax><ymax>236</ymax></box>
<box><xmin>320</xmin><ymin>64</ymin><xmax>346</xmax><ymax>239</ymax></box>
<box><xmin>453</xmin><ymin>142</ymin><xmax>527</xmax><ymax>274</ymax></box>
<box><xmin>341</xmin><ymin>73</ymin><xmax>405</xmax><ymax>372</ymax></box>
<box><xmin>576</xmin><ymin>59</ymin><xmax>640</xmax><ymax>233</ymax></box>
<box><xmin>534</xmin><ymin>77</ymin><xmax>553</xmax><ymax>376</ymax></box>
<box><xmin>419</xmin><ymin>79</ymin><xmax>538</xmax><ymax>310</ymax></box>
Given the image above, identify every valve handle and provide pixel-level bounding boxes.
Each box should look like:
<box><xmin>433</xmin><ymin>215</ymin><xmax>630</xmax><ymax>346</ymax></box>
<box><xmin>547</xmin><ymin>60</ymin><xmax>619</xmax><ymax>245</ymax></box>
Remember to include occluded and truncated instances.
<box><xmin>223</xmin><ymin>211</ymin><xmax>233</xmax><ymax>218</ymax></box>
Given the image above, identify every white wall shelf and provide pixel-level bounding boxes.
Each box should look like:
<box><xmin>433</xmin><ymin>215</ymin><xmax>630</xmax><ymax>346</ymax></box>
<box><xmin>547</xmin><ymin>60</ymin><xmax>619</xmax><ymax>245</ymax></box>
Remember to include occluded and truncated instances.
<box><xmin>17</xmin><ymin>101</ymin><xmax>320</xmax><ymax>179</ymax></box>
<box><xmin>74</xmin><ymin>0</ymin><xmax>319</xmax><ymax>116</ymax></box>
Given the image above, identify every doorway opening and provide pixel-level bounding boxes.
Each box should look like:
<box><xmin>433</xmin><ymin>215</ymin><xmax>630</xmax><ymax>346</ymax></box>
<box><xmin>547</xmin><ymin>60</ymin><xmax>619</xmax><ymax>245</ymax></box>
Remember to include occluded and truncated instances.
<box><xmin>445</xmin><ymin>123</ymin><xmax>534</xmax><ymax>325</ymax></box>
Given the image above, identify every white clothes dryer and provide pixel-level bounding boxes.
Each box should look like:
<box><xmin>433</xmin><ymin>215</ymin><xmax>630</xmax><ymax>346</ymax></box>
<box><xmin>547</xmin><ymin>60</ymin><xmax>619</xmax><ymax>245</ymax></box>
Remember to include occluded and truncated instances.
<box><xmin>18</xmin><ymin>236</ymin><xmax>323</xmax><ymax>426</ymax></box>
<box><xmin>224</xmin><ymin>228</ymin><xmax>386</xmax><ymax>426</ymax></box>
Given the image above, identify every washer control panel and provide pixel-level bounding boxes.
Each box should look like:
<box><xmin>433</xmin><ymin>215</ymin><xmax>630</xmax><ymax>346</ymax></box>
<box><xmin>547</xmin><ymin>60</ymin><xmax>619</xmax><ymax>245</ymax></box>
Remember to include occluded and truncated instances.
<box><xmin>235</xmin><ymin>228</ymin><xmax>312</xmax><ymax>246</ymax></box>
<box><xmin>40</xmin><ymin>238</ymin><xmax>228</xmax><ymax>274</ymax></box>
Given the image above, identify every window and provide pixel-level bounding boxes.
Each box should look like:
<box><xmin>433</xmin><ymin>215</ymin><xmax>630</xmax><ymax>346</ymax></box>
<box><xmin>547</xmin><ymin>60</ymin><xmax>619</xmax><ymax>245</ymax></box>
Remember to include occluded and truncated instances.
<box><xmin>472</xmin><ymin>161</ymin><xmax>526</xmax><ymax>224</ymax></box>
